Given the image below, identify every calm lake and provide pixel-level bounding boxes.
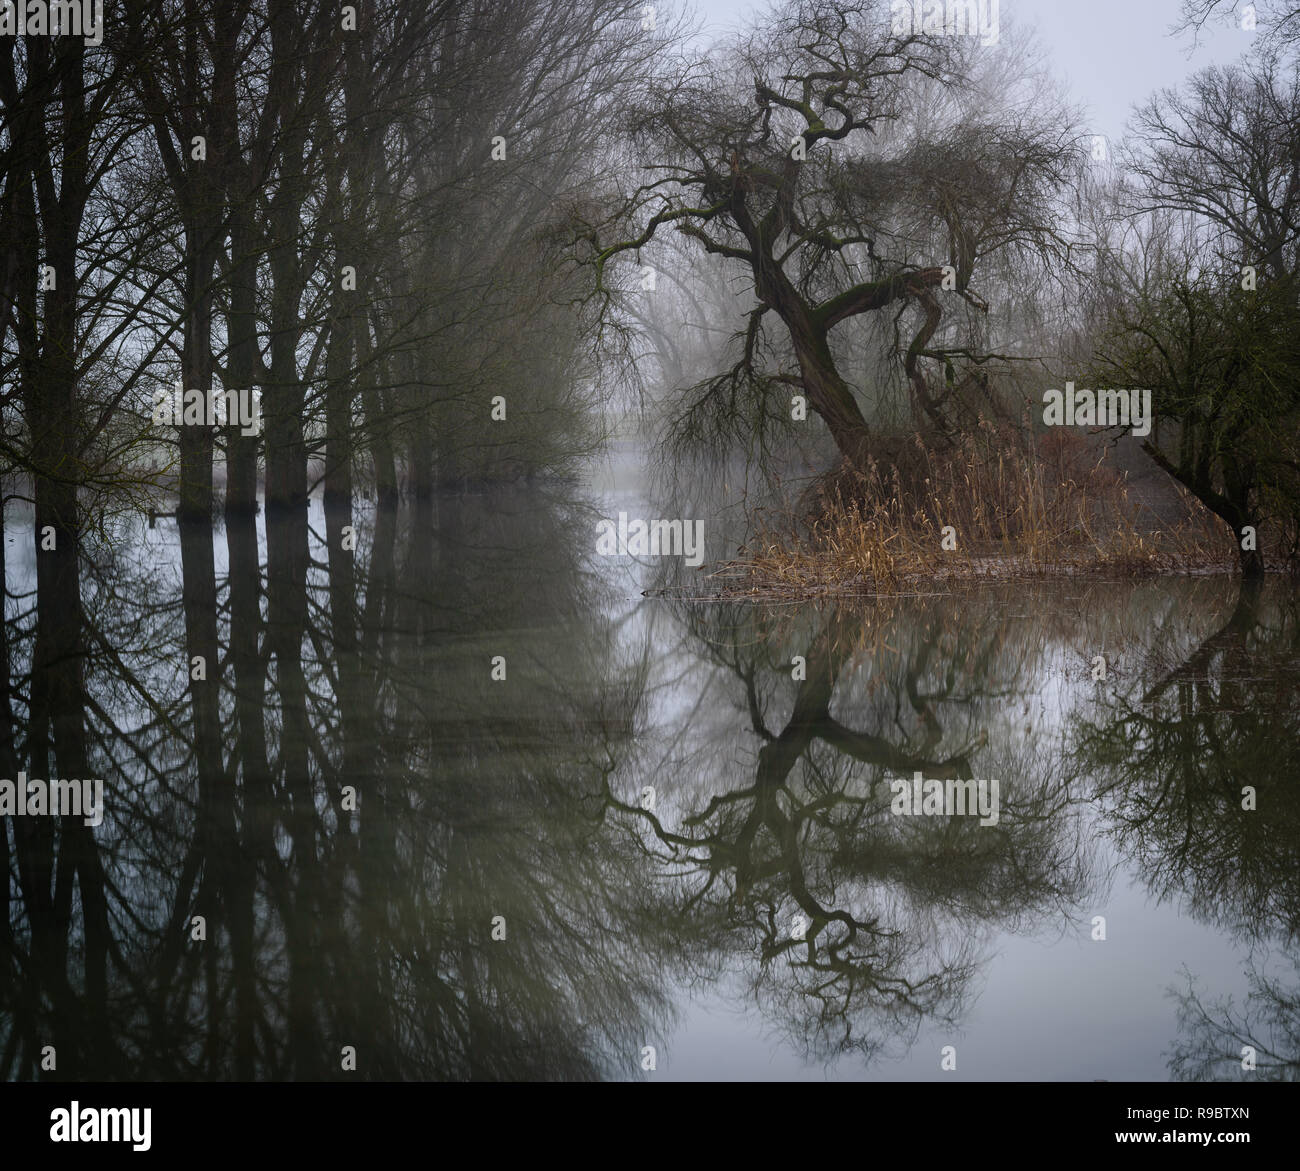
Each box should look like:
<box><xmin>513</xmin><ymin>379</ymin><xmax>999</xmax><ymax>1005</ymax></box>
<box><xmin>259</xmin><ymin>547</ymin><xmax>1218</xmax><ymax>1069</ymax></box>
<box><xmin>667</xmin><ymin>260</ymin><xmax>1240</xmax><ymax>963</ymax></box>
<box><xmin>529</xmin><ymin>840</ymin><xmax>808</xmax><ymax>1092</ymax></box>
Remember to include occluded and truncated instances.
<box><xmin>2</xmin><ymin>461</ymin><xmax>1296</xmax><ymax>1081</ymax></box>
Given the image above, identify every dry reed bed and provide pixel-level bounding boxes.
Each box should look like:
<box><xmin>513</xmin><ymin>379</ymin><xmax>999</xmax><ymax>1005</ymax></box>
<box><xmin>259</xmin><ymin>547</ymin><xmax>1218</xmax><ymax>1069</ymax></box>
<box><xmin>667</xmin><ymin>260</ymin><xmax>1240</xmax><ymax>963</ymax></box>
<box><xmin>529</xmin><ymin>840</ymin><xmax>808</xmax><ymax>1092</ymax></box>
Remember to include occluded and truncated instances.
<box><xmin>703</xmin><ymin>430</ymin><xmax>1238</xmax><ymax>601</ymax></box>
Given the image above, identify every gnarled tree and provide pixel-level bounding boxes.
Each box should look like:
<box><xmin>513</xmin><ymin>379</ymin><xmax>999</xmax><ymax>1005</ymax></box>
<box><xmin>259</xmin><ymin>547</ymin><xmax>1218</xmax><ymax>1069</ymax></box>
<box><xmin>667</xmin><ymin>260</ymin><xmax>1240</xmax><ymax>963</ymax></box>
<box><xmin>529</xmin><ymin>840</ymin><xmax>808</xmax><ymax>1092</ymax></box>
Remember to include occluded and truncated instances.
<box><xmin>581</xmin><ymin>0</ymin><xmax>1079</xmax><ymax>467</ymax></box>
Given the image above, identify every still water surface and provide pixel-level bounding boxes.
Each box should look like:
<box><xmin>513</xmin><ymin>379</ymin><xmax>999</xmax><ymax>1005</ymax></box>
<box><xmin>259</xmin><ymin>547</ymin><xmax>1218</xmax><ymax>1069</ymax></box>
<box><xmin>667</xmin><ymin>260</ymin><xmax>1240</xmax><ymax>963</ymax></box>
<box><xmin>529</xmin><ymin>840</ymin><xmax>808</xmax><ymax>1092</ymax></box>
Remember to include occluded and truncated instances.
<box><xmin>2</xmin><ymin>472</ymin><xmax>1296</xmax><ymax>1080</ymax></box>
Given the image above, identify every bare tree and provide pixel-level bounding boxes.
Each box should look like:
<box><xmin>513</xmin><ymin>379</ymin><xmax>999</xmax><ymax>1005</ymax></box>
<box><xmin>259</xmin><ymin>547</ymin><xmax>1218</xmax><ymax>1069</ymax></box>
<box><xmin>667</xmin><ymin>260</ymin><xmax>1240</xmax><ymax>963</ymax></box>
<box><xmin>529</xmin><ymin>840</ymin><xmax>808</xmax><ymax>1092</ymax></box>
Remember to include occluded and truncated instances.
<box><xmin>581</xmin><ymin>0</ymin><xmax>1079</xmax><ymax>466</ymax></box>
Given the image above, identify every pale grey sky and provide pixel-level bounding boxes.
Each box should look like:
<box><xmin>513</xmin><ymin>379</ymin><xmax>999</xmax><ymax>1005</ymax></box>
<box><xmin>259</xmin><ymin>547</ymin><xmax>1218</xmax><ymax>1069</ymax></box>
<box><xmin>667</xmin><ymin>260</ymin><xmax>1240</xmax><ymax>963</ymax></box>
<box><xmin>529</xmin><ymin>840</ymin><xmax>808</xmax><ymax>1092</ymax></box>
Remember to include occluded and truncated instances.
<box><xmin>686</xmin><ymin>0</ymin><xmax>1250</xmax><ymax>145</ymax></box>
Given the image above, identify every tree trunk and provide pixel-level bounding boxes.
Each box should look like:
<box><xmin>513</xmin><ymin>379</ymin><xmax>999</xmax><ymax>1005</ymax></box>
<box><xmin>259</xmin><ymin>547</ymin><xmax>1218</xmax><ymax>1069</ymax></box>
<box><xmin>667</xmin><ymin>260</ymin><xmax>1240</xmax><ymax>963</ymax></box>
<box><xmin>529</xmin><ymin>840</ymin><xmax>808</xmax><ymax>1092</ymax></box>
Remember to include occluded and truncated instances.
<box><xmin>790</xmin><ymin>323</ymin><xmax>872</xmax><ymax>466</ymax></box>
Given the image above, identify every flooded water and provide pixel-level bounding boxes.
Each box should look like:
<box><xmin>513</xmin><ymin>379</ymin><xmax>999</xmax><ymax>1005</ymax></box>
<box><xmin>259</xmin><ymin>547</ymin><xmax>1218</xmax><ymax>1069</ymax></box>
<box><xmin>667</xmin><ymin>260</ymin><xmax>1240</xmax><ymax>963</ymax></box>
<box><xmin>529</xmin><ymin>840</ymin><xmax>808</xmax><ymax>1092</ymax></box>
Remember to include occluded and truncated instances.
<box><xmin>2</xmin><ymin>470</ymin><xmax>1297</xmax><ymax>1081</ymax></box>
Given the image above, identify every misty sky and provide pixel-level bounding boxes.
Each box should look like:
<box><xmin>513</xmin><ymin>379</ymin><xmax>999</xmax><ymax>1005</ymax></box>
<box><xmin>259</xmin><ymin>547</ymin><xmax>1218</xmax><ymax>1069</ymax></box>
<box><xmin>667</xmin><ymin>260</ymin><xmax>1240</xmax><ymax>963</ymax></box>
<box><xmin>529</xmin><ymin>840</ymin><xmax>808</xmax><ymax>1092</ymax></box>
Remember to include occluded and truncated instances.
<box><xmin>689</xmin><ymin>0</ymin><xmax>1250</xmax><ymax>144</ymax></box>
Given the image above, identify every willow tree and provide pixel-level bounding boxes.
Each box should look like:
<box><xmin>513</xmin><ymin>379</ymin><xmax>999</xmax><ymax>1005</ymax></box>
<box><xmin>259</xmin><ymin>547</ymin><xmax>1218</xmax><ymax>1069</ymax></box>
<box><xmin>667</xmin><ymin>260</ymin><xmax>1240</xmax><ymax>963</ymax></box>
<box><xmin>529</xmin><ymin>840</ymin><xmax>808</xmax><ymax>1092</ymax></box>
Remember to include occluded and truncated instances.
<box><xmin>583</xmin><ymin>0</ymin><xmax>1078</xmax><ymax>467</ymax></box>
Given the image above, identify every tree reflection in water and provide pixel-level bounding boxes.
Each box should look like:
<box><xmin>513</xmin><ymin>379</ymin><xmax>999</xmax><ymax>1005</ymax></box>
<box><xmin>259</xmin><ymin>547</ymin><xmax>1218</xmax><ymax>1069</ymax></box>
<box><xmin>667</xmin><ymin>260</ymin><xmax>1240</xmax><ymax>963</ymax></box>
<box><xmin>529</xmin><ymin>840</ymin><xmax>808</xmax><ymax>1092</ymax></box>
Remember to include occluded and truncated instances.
<box><xmin>2</xmin><ymin>492</ymin><xmax>1298</xmax><ymax>1079</ymax></box>
<box><xmin>1071</xmin><ymin>579</ymin><xmax>1300</xmax><ymax>1080</ymax></box>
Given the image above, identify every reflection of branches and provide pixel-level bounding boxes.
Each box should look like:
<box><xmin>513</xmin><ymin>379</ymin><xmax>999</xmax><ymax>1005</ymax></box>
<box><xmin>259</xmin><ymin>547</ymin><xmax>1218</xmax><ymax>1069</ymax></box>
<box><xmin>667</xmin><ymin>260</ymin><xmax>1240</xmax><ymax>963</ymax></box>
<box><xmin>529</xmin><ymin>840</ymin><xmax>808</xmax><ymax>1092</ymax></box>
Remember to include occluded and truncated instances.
<box><xmin>1169</xmin><ymin>959</ymin><xmax>1300</xmax><ymax>1082</ymax></box>
<box><xmin>1</xmin><ymin>485</ymin><xmax>676</xmax><ymax>1081</ymax></box>
<box><xmin>1076</xmin><ymin>579</ymin><xmax>1300</xmax><ymax>945</ymax></box>
<box><xmin>603</xmin><ymin>591</ymin><xmax>1095</xmax><ymax>1063</ymax></box>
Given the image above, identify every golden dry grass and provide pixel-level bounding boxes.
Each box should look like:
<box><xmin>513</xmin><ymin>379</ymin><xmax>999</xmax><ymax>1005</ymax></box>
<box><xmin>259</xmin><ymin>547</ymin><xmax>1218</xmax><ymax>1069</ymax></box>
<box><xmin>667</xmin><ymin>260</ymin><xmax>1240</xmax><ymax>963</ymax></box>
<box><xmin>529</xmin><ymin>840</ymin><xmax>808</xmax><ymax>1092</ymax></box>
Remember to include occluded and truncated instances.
<box><xmin>707</xmin><ymin>423</ymin><xmax>1237</xmax><ymax>600</ymax></box>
